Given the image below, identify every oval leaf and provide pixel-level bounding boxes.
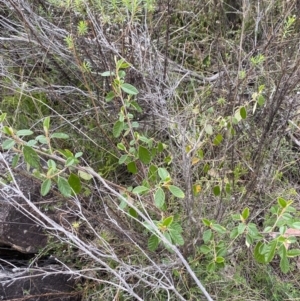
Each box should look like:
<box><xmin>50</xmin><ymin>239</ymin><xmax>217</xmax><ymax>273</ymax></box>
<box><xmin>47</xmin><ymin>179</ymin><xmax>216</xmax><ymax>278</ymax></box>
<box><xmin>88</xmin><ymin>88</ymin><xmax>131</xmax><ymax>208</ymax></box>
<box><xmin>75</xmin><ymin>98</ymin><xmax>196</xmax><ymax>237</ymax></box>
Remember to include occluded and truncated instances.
<box><xmin>240</xmin><ymin>107</ymin><xmax>247</xmax><ymax>119</ymax></box>
<box><xmin>213</xmin><ymin>185</ymin><xmax>221</xmax><ymax>196</ymax></box>
<box><xmin>121</xmin><ymin>83</ymin><xmax>139</xmax><ymax>95</ymax></box>
<box><xmin>68</xmin><ymin>173</ymin><xmax>82</xmax><ymax>194</ymax></box>
<box><xmin>138</xmin><ymin>146</ymin><xmax>151</xmax><ymax>164</ymax></box>
<box><xmin>23</xmin><ymin>145</ymin><xmax>40</xmax><ymax>169</ymax></box>
<box><xmin>154</xmin><ymin>187</ymin><xmax>165</xmax><ymax>209</ymax></box>
<box><xmin>162</xmin><ymin>216</ymin><xmax>174</xmax><ymax>227</ymax></box>
<box><xmin>127</xmin><ymin>161</ymin><xmax>137</xmax><ymax>174</ymax></box>
<box><xmin>158</xmin><ymin>168</ymin><xmax>170</xmax><ymax>181</ymax></box>
<box><xmin>43</xmin><ymin>116</ymin><xmax>50</xmax><ymax>131</ymax></box>
<box><xmin>132</xmin><ymin>186</ymin><xmax>149</xmax><ymax>195</ymax></box>
<box><xmin>128</xmin><ymin>208</ymin><xmax>138</xmax><ymax>218</ymax></box>
<box><xmin>242</xmin><ymin>207</ymin><xmax>250</xmax><ymax>220</ymax></box>
<box><xmin>58</xmin><ymin>176</ymin><xmax>72</xmax><ymax>197</ymax></box>
<box><xmin>168</xmin><ymin>185</ymin><xmax>185</xmax><ymax>198</ymax></box>
<box><xmin>51</xmin><ymin>132</ymin><xmax>69</xmax><ymax>139</ymax></box>
<box><xmin>169</xmin><ymin>229</ymin><xmax>184</xmax><ymax>245</ymax></box>
<box><xmin>2</xmin><ymin>139</ymin><xmax>15</xmax><ymax>150</ymax></box>
<box><xmin>287</xmin><ymin>249</ymin><xmax>300</xmax><ymax>257</ymax></box>
<box><xmin>213</xmin><ymin>133</ymin><xmax>223</xmax><ymax>146</ymax></box>
<box><xmin>41</xmin><ymin>179</ymin><xmax>51</xmax><ymax>196</ymax></box>
<box><xmin>113</xmin><ymin>121</ymin><xmax>124</xmax><ymax>138</ymax></box>
<box><xmin>148</xmin><ymin>234</ymin><xmax>160</xmax><ymax>251</ymax></box>
<box><xmin>78</xmin><ymin>170</ymin><xmax>93</xmax><ymax>181</ymax></box>
<box><xmin>16</xmin><ymin>129</ymin><xmax>33</xmax><ymax>136</ymax></box>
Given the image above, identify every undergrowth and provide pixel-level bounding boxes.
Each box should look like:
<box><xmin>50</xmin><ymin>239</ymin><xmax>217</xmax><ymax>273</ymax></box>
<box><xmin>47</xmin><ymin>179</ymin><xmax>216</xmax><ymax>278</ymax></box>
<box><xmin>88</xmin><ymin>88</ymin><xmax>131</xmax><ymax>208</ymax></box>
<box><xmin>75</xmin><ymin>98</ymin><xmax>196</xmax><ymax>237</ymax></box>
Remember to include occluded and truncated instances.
<box><xmin>1</xmin><ymin>0</ymin><xmax>300</xmax><ymax>300</ymax></box>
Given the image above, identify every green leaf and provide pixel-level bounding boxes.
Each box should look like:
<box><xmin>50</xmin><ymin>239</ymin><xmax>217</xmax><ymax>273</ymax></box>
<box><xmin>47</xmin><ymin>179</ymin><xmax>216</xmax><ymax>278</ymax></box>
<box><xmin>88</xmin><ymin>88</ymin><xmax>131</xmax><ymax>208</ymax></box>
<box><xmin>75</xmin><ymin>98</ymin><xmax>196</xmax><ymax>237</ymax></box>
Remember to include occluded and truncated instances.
<box><xmin>11</xmin><ymin>154</ymin><xmax>20</xmax><ymax>168</ymax></box>
<box><xmin>257</xmin><ymin>94</ymin><xmax>265</xmax><ymax>106</ymax></box>
<box><xmin>117</xmin><ymin>143</ymin><xmax>126</xmax><ymax>151</ymax></box>
<box><xmin>287</xmin><ymin>249</ymin><xmax>300</xmax><ymax>257</ymax></box>
<box><xmin>230</xmin><ymin>228</ymin><xmax>239</xmax><ymax>239</ymax></box>
<box><xmin>0</xmin><ymin>112</ymin><xmax>7</xmax><ymax>123</ymax></box>
<box><xmin>242</xmin><ymin>207</ymin><xmax>250</xmax><ymax>220</ymax></box>
<box><xmin>278</xmin><ymin>197</ymin><xmax>287</xmax><ymax>208</ymax></box>
<box><xmin>234</xmin><ymin>110</ymin><xmax>242</xmax><ymax>122</ymax></box>
<box><xmin>2</xmin><ymin>126</ymin><xmax>13</xmax><ymax>136</ymax></box>
<box><xmin>16</xmin><ymin>129</ymin><xmax>33</xmax><ymax>137</ymax></box>
<box><xmin>47</xmin><ymin>159</ymin><xmax>56</xmax><ymax>169</ymax></box>
<box><xmin>75</xmin><ymin>152</ymin><xmax>83</xmax><ymax>158</ymax></box>
<box><xmin>215</xmin><ymin>256</ymin><xmax>225</xmax><ymax>263</ymax></box>
<box><xmin>26</xmin><ymin>140</ymin><xmax>37</xmax><ymax>147</ymax></box>
<box><xmin>138</xmin><ymin>146</ymin><xmax>151</xmax><ymax>164</ymax></box>
<box><xmin>158</xmin><ymin>168</ymin><xmax>170</xmax><ymax>181</ymax></box>
<box><xmin>169</xmin><ymin>229</ymin><xmax>184</xmax><ymax>245</ymax></box>
<box><xmin>66</xmin><ymin>157</ymin><xmax>76</xmax><ymax>167</ymax></box>
<box><xmin>211</xmin><ymin>224</ymin><xmax>227</xmax><ymax>234</ymax></box>
<box><xmin>127</xmin><ymin>161</ymin><xmax>137</xmax><ymax>174</ymax></box>
<box><xmin>203</xmin><ymin>229</ymin><xmax>213</xmax><ymax>243</ymax></box>
<box><xmin>207</xmin><ymin>262</ymin><xmax>216</xmax><ymax>272</ymax></box>
<box><xmin>57</xmin><ymin>176</ymin><xmax>72</xmax><ymax>197</ymax></box>
<box><xmin>41</xmin><ymin>179</ymin><xmax>51</xmax><ymax>196</ymax></box>
<box><xmin>213</xmin><ymin>185</ymin><xmax>221</xmax><ymax>196</ymax></box>
<box><xmin>117</xmin><ymin>59</ymin><xmax>130</xmax><ymax>70</ymax></box>
<box><xmin>68</xmin><ymin>173</ymin><xmax>81</xmax><ymax>194</ymax></box>
<box><xmin>148</xmin><ymin>165</ymin><xmax>158</xmax><ymax>182</ymax></box>
<box><xmin>101</xmin><ymin>71</ymin><xmax>114</xmax><ymax>76</ymax></box>
<box><xmin>291</xmin><ymin>222</ymin><xmax>300</xmax><ymax>229</ymax></box>
<box><xmin>154</xmin><ymin>187</ymin><xmax>165</xmax><ymax>209</ymax></box>
<box><xmin>132</xmin><ymin>186</ymin><xmax>149</xmax><ymax>194</ymax></box>
<box><xmin>132</xmin><ymin>121</ymin><xmax>139</xmax><ymax>128</ymax></box>
<box><xmin>119</xmin><ymin>155</ymin><xmax>128</xmax><ymax>164</ymax></box>
<box><xmin>51</xmin><ymin>133</ymin><xmax>69</xmax><ymax>139</ymax></box>
<box><xmin>105</xmin><ymin>91</ymin><xmax>115</xmax><ymax>101</ymax></box>
<box><xmin>78</xmin><ymin>170</ymin><xmax>93</xmax><ymax>181</ymax></box>
<box><xmin>2</xmin><ymin>139</ymin><xmax>15</xmax><ymax>150</ymax></box>
<box><xmin>163</xmin><ymin>231</ymin><xmax>173</xmax><ymax>244</ymax></box>
<box><xmin>130</xmin><ymin>101</ymin><xmax>142</xmax><ymax>112</ymax></box>
<box><xmin>248</xmin><ymin>223</ymin><xmax>260</xmax><ymax>237</ymax></box>
<box><xmin>202</xmin><ymin>218</ymin><xmax>212</xmax><ymax>227</ymax></box>
<box><xmin>121</xmin><ymin>83</ymin><xmax>139</xmax><ymax>95</ymax></box>
<box><xmin>263</xmin><ymin>226</ymin><xmax>273</xmax><ymax>233</ymax></box>
<box><xmin>119</xmin><ymin>198</ymin><xmax>127</xmax><ymax>210</ymax></box>
<box><xmin>238</xmin><ymin>223</ymin><xmax>246</xmax><ymax>234</ymax></box>
<box><xmin>169</xmin><ymin>222</ymin><xmax>183</xmax><ymax>233</ymax></box>
<box><xmin>280</xmin><ymin>255</ymin><xmax>290</xmax><ymax>273</ymax></box>
<box><xmin>35</xmin><ymin>135</ymin><xmax>48</xmax><ymax>144</ymax></box>
<box><xmin>213</xmin><ymin>133</ymin><xmax>223</xmax><ymax>145</ymax></box>
<box><xmin>162</xmin><ymin>216</ymin><xmax>173</xmax><ymax>227</ymax></box>
<box><xmin>254</xmin><ymin>242</ymin><xmax>266</xmax><ymax>263</ymax></box>
<box><xmin>265</xmin><ymin>240</ymin><xmax>277</xmax><ymax>263</ymax></box>
<box><xmin>23</xmin><ymin>145</ymin><xmax>40</xmax><ymax>169</ymax></box>
<box><xmin>128</xmin><ymin>208</ymin><xmax>138</xmax><ymax>218</ymax></box>
<box><xmin>43</xmin><ymin>116</ymin><xmax>50</xmax><ymax>131</ymax></box>
<box><xmin>168</xmin><ymin>185</ymin><xmax>185</xmax><ymax>198</ymax></box>
<box><xmin>245</xmin><ymin>234</ymin><xmax>253</xmax><ymax>247</ymax></box>
<box><xmin>148</xmin><ymin>234</ymin><xmax>160</xmax><ymax>251</ymax></box>
<box><xmin>240</xmin><ymin>107</ymin><xmax>247</xmax><ymax>119</ymax></box>
<box><xmin>113</xmin><ymin>121</ymin><xmax>124</xmax><ymax>138</ymax></box>
<box><xmin>199</xmin><ymin>245</ymin><xmax>210</xmax><ymax>254</ymax></box>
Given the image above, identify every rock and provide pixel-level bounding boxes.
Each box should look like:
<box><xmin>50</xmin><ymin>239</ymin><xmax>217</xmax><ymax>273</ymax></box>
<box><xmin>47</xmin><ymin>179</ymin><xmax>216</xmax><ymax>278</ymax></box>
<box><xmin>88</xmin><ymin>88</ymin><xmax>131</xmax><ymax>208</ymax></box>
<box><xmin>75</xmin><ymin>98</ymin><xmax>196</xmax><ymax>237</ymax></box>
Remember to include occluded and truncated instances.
<box><xmin>0</xmin><ymin>267</ymin><xmax>82</xmax><ymax>301</ymax></box>
<box><xmin>0</xmin><ymin>152</ymin><xmax>83</xmax><ymax>300</ymax></box>
<box><xmin>0</xmin><ymin>168</ymin><xmax>48</xmax><ymax>253</ymax></box>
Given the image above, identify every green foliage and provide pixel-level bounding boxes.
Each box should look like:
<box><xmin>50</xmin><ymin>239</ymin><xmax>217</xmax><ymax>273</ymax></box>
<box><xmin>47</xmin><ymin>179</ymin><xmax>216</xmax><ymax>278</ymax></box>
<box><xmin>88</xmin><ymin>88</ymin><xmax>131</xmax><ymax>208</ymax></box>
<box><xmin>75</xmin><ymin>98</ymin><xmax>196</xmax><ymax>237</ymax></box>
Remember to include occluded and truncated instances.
<box><xmin>3</xmin><ymin>0</ymin><xmax>300</xmax><ymax>299</ymax></box>
<box><xmin>100</xmin><ymin>59</ymin><xmax>186</xmax><ymax>251</ymax></box>
<box><xmin>0</xmin><ymin>115</ymin><xmax>81</xmax><ymax>198</ymax></box>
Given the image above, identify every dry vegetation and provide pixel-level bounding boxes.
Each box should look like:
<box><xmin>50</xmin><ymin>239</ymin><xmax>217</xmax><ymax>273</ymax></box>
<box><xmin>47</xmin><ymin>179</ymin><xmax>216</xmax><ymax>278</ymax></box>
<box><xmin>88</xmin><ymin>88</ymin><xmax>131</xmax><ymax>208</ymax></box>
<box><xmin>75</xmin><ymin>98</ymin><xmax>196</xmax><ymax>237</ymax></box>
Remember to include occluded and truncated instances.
<box><xmin>1</xmin><ymin>0</ymin><xmax>300</xmax><ymax>300</ymax></box>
